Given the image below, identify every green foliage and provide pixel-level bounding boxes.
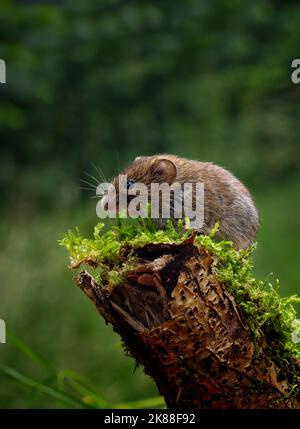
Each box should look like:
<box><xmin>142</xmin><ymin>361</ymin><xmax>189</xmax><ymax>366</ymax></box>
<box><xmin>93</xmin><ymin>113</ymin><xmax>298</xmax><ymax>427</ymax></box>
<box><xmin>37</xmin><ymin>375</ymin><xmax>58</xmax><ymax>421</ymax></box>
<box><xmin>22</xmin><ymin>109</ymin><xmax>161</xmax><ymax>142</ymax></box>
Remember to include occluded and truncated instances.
<box><xmin>1</xmin><ymin>0</ymin><xmax>300</xmax><ymax>206</ymax></box>
<box><xmin>0</xmin><ymin>332</ymin><xmax>165</xmax><ymax>409</ymax></box>
<box><xmin>60</xmin><ymin>219</ymin><xmax>300</xmax><ymax>368</ymax></box>
<box><xmin>59</xmin><ymin>218</ymin><xmax>190</xmax><ymax>285</ymax></box>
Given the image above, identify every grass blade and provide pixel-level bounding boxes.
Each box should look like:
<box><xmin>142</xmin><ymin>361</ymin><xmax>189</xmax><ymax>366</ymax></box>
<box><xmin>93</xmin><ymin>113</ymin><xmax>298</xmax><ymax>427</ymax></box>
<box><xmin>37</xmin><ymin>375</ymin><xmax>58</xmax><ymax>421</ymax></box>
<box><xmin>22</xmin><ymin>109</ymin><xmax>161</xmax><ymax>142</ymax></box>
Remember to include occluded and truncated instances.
<box><xmin>0</xmin><ymin>365</ymin><xmax>85</xmax><ymax>408</ymax></box>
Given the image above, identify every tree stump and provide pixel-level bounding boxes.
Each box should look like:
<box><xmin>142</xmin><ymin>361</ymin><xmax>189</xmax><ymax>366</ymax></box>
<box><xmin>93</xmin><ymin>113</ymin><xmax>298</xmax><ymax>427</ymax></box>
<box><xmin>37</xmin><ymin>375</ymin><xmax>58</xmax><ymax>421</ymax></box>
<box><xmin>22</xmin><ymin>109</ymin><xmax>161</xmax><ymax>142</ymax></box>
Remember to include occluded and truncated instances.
<box><xmin>75</xmin><ymin>236</ymin><xmax>300</xmax><ymax>409</ymax></box>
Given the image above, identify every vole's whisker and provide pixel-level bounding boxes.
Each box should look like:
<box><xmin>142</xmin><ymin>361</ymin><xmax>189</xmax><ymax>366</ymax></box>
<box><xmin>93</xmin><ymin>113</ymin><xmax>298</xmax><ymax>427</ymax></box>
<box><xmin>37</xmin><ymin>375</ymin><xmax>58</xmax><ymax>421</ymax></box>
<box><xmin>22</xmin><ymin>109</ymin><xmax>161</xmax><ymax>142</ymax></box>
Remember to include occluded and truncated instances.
<box><xmin>78</xmin><ymin>186</ymin><xmax>97</xmax><ymax>192</ymax></box>
<box><xmin>90</xmin><ymin>195</ymin><xmax>103</xmax><ymax>199</ymax></box>
<box><xmin>92</xmin><ymin>162</ymin><xmax>107</xmax><ymax>183</ymax></box>
<box><xmin>97</xmin><ymin>164</ymin><xmax>108</xmax><ymax>182</ymax></box>
<box><xmin>79</xmin><ymin>178</ymin><xmax>97</xmax><ymax>189</ymax></box>
<box><xmin>84</xmin><ymin>172</ymin><xmax>100</xmax><ymax>184</ymax></box>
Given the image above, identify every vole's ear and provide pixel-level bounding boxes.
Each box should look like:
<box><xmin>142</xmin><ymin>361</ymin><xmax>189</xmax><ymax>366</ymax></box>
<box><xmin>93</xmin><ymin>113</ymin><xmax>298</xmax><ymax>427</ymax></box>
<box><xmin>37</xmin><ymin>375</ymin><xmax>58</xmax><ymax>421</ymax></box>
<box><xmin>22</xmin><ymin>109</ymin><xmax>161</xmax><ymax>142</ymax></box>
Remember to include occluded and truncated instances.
<box><xmin>150</xmin><ymin>159</ymin><xmax>177</xmax><ymax>182</ymax></box>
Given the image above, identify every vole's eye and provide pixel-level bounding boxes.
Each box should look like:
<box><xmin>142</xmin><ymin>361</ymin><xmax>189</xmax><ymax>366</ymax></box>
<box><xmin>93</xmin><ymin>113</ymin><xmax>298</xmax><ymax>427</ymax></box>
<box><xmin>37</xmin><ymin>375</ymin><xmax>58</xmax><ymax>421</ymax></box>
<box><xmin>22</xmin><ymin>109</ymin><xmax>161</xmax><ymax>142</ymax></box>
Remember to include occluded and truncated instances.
<box><xmin>127</xmin><ymin>180</ymin><xmax>134</xmax><ymax>190</ymax></box>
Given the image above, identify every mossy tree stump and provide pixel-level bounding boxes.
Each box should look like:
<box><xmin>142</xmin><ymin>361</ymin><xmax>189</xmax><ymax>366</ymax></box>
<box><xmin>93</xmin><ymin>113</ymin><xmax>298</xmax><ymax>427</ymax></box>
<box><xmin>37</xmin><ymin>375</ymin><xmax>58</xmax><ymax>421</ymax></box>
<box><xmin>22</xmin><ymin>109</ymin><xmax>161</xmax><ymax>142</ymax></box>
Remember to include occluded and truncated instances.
<box><xmin>75</xmin><ymin>235</ymin><xmax>300</xmax><ymax>409</ymax></box>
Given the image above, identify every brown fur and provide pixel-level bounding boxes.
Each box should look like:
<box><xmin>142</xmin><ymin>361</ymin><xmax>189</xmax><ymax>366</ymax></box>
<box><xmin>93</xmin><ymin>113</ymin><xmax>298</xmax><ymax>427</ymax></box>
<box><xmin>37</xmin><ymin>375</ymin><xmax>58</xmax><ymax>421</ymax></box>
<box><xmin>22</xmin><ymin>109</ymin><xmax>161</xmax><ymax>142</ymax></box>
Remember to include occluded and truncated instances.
<box><xmin>111</xmin><ymin>154</ymin><xmax>259</xmax><ymax>249</ymax></box>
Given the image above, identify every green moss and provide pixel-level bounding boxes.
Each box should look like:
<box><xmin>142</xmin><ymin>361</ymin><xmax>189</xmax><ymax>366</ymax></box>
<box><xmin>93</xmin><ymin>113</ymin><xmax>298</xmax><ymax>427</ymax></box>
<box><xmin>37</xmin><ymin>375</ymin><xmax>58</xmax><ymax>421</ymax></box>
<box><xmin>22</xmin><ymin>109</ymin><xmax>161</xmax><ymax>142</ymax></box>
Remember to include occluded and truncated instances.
<box><xmin>59</xmin><ymin>219</ymin><xmax>192</xmax><ymax>287</ymax></box>
<box><xmin>59</xmin><ymin>219</ymin><xmax>300</xmax><ymax>369</ymax></box>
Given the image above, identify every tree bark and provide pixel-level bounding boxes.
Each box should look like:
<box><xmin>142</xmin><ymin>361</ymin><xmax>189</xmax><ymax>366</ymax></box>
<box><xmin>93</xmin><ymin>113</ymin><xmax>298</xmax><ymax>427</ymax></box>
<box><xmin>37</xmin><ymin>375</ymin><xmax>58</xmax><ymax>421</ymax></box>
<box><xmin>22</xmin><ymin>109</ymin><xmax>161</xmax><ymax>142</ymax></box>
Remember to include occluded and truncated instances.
<box><xmin>75</xmin><ymin>236</ymin><xmax>300</xmax><ymax>409</ymax></box>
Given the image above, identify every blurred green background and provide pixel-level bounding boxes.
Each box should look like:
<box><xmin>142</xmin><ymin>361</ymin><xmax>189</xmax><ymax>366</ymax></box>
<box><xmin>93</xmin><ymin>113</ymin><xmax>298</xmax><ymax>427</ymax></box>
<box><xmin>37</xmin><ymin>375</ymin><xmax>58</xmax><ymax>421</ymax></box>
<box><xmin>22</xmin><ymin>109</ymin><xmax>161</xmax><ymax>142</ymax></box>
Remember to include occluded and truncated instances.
<box><xmin>0</xmin><ymin>0</ymin><xmax>300</xmax><ymax>408</ymax></box>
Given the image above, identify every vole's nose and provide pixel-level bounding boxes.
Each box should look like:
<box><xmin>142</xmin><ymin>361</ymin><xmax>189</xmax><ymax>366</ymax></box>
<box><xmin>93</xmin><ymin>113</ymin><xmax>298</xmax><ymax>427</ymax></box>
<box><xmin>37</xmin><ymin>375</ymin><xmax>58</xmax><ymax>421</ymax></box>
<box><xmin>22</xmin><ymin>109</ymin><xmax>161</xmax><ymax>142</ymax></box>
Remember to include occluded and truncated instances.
<box><xmin>101</xmin><ymin>195</ymin><xmax>109</xmax><ymax>211</ymax></box>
